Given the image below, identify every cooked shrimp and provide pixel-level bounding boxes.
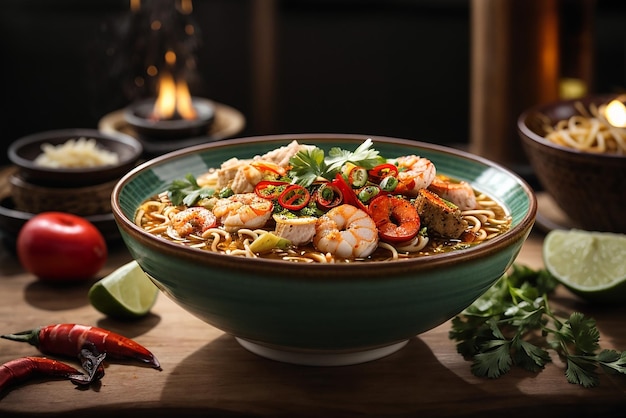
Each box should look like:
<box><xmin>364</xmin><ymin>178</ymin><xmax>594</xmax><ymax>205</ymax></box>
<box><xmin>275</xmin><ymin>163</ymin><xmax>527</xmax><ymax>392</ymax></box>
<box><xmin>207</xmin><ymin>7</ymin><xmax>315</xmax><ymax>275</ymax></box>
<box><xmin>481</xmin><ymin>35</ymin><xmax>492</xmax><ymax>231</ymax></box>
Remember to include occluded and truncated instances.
<box><xmin>313</xmin><ymin>204</ymin><xmax>379</xmax><ymax>259</ymax></box>
<box><xmin>369</xmin><ymin>195</ymin><xmax>420</xmax><ymax>243</ymax></box>
<box><xmin>428</xmin><ymin>176</ymin><xmax>477</xmax><ymax>211</ymax></box>
<box><xmin>395</xmin><ymin>155</ymin><xmax>436</xmax><ymax>196</ymax></box>
<box><xmin>213</xmin><ymin>193</ymin><xmax>274</xmax><ymax>232</ymax></box>
<box><xmin>170</xmin><ymin>207</ymin><xmax>217</xmax><ymax>238</ymax></box>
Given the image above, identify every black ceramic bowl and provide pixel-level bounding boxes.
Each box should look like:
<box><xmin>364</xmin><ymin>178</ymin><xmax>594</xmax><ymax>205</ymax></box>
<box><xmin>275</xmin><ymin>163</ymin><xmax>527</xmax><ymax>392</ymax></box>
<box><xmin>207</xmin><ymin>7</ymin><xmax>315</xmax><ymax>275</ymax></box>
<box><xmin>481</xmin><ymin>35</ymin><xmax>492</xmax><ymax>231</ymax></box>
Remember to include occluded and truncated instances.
<box><xmin>123</xmin><ymin>98</ymin><xmax>215</xmax><ymax>140</ymax></box>
<box><xmin>8</xmin><ymin>128</ymin><xmax>143</xmax><ymax>188</ymax></box>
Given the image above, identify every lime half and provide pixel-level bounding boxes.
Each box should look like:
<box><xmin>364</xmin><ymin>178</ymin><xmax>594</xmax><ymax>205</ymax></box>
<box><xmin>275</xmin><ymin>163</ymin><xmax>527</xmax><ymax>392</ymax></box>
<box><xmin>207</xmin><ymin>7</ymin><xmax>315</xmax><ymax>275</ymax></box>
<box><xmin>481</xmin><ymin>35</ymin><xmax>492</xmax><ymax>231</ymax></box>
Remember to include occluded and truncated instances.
<box><xmin>543</xmin><ymin>229</ymin><xmax>626</xmax><ymax>303</ymax></box>
<box><xmin>89</xmin><ymin>260</ymin><xmax>159</xmax><ymax>319</ymax></box>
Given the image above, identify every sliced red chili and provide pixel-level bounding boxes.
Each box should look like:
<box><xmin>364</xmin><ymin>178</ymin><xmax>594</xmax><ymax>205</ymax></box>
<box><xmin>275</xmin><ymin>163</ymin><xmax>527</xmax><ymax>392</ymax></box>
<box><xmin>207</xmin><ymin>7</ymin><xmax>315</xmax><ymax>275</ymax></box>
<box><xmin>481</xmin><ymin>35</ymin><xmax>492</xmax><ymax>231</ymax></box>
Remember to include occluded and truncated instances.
<box><xmin>368</xmin><ymin>163</ymin><xmax>399</xmax><ymax>183</ymax></box>
<box><xmin>331</xmin><ymin>173</ymin><xmax>367</xmax><ymax>211</ymax></box>
<box><xmin>368</xmin><ymin>194</ymin><xmax>420</xmax><ymax>243</ymax></box>
<box><xmin>315</xmin><ymin>183</ymin><xmax>343</xmax><ymax>210</ymax></box>
<box><xmin>348</xmin><ymin>166</ymin><xmax>368</xmax><ymax>188</ymax></box>
<box><xmin>254</xmin><ymin>180</ymin><xmax>289</xmax><ymax>200</ymax></box>
<box><xmin>250</xmin><ymin>161</ymin><xmax>288</xmax><ymax>176</ymax></box>
<box><xmin>278</xmin><ymin>184</ymin><xmax>310</xmax><ymax>211</ymax></box>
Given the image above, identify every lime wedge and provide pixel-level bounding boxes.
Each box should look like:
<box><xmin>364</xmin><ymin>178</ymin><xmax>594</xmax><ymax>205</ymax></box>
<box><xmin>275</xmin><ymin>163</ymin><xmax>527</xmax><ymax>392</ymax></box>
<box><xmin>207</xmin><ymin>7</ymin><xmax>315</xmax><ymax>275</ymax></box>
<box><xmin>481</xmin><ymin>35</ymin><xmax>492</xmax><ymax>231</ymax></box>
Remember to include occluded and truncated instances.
<box><xmin>88</xmin><ymin>260</ymin><xmax>159</xmax><ymax>319</ymax></box>
<box><xmin>543</xmin><ymin>229</ymin><xmax>626</xmax><ymax>303</ymax></box>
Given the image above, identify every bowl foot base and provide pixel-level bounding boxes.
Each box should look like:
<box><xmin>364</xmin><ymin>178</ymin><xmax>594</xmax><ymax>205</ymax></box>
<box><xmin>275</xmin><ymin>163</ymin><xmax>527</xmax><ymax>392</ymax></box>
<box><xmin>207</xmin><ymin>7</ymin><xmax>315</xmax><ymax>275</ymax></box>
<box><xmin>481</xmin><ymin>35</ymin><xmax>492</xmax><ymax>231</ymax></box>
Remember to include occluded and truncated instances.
<box><xmin>235</xmin><ymin>338</ymin><xmax>409</xmax><ymax>366</ymax></box>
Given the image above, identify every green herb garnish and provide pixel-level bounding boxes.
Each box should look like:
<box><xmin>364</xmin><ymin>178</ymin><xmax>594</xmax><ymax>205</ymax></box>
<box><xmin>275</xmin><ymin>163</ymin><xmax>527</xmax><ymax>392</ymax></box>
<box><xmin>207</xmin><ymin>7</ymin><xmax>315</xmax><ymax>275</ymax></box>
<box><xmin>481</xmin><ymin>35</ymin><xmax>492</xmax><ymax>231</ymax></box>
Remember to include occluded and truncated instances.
<box><xmin>449</xmin><ymin>264</ymin><xmax>626</xmax><ymax>387</ymax></box>
<box><xmin>325</xmin><ymin>138</ymin><xmax>385</xmax><ymax>173</ymax></box>
<box><xmin>168</xmin><ymin>173</ymin><xmax>215</xmax><ymax>206</ymax></box>
<box><xmin>288</xmin><ymin>147</ymin><xmax>328</xmax><ymax>187</ymax></box>
<box><xmin>289</xmin><ymin>138</ymin><xmax>385</xmax><ymax>186</ymax></box>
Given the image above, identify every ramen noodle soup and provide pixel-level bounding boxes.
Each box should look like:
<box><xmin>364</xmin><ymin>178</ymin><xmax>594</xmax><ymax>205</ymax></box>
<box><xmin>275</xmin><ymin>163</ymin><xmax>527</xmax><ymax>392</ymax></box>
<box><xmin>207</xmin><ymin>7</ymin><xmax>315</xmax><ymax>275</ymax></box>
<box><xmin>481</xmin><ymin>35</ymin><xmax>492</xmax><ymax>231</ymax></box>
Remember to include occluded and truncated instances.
<box><xmin>539</xmin><ymin>101</ymin><xmax>626</xmax><ymax>154</ymax></box>
<box><xmin>34</xmin><ymin>137</ymin><xmax>120</xmax><ymax>168</ymax></box>
<box><xmin>134</xmin><ymin>140</ymin><xmax>512</xmax><ymax>263</ymax></box>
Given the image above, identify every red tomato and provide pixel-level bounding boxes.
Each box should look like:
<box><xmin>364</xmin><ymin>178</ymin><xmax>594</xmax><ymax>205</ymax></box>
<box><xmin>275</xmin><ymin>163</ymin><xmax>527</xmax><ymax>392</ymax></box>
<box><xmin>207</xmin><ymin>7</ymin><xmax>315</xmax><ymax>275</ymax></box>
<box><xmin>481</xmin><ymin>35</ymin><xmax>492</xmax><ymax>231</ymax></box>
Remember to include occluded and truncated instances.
<box><xmin>16</xmin><ymin>212</ymin><xmax>108</xmax><ymax>282</ymax></box>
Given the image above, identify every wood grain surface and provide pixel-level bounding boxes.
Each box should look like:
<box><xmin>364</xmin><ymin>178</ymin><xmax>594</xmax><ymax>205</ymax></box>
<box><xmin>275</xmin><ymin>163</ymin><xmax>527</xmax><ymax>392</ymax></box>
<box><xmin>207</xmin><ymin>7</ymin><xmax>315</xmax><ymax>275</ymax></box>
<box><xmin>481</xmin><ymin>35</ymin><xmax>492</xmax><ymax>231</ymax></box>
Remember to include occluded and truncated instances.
<box><xmin>1</xmin><ymin>230</ymin><xmax>625</xmax><ymax>417</ymax></box>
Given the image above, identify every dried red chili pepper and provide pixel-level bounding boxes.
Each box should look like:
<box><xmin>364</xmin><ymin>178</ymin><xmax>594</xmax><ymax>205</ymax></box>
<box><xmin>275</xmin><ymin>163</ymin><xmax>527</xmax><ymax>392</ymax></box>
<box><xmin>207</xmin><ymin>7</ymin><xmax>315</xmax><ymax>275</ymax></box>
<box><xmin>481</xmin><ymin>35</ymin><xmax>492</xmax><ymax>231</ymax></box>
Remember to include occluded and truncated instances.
<box><xmin>0</xmin><ymin>356</ymin><xmax>87</xmax><ymax>394</ymax></box>
<box><xmin>278</xmin><ymin>184</ymin><xmax>310</xmax><ymax>211</ymax></box>
<box><xmin>1</xmin><ymin>324</ymin><xmax>161</xmax><ymax>370</ymax></box>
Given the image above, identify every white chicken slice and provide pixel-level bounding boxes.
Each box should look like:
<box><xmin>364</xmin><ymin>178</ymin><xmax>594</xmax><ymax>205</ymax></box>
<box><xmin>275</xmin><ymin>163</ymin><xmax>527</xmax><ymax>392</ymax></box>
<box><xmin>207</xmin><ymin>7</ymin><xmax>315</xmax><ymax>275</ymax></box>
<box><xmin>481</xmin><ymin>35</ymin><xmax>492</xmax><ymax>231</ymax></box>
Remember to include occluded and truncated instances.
<box><xmin>273</xmin><ymin>214</ymin><xmax>317</xmax><ymax>246</ymax></box>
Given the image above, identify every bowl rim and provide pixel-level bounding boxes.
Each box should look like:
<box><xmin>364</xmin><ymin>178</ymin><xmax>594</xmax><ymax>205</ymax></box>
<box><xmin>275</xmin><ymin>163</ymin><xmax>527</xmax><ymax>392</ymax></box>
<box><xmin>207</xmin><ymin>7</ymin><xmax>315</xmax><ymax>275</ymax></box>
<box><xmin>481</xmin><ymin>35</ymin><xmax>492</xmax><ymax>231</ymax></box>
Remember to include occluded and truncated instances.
<box><xmin>112</xmin><ymin>133</ymin><xmax>537</xmax><ymax>277</ymax></box>
<box><xmin>517</xmin><ymin>94</ymin><xmax>626</xmax><ymax>161</ymax></box>
<box><xmin>7</xmin><ymin>128</ymin><xmax>144</xmax><ymax>175</ymax></box>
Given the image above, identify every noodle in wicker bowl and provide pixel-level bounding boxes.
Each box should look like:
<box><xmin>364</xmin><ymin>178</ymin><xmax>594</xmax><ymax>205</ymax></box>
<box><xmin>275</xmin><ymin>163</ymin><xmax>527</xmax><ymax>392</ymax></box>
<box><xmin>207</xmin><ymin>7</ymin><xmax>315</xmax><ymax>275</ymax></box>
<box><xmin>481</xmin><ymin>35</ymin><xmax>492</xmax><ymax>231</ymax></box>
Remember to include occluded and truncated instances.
<box><xmin>538</xmin><ymin>100</ymin><xmax>626</xmax><ymax>154</ymax></box>
<box><xmin>518</xmin><ymin>95</ymin><xmax>626</xmax><ymax>233</ymax></box>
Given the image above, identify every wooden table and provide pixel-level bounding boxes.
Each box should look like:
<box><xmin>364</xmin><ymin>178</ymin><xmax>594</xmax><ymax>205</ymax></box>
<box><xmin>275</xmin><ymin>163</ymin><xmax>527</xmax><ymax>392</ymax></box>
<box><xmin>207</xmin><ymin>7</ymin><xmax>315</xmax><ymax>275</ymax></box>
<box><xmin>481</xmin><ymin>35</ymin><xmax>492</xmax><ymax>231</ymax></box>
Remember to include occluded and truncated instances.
<box><xmin>1</xmin><ymin>229</ymin><xmax>625</xmax><ymax>417</ymax></box>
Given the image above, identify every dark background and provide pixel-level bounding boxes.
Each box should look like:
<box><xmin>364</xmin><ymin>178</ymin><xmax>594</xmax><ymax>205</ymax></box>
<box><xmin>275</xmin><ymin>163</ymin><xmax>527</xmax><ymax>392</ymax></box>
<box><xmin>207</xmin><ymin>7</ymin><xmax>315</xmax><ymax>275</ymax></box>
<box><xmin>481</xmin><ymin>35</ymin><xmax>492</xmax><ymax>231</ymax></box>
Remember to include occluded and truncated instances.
<box><xmin>1</xmin><ymin>0</ymin><xmax>625</xmax><ymax>167</ymax></box>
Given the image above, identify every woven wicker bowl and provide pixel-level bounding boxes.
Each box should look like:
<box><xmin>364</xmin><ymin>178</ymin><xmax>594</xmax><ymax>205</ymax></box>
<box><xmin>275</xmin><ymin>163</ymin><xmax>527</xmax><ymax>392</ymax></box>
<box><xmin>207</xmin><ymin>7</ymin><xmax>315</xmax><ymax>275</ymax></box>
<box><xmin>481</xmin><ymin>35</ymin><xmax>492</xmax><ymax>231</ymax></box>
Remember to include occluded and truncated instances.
<box><xmin>517</xmin><ymin>95</ymin><xmax>626</xmax><ymax>233</ymax></box>
<box><xmin>9</xmin><ymin>174</ymin><xmax>116</xmax><ymax>217</ymax></box>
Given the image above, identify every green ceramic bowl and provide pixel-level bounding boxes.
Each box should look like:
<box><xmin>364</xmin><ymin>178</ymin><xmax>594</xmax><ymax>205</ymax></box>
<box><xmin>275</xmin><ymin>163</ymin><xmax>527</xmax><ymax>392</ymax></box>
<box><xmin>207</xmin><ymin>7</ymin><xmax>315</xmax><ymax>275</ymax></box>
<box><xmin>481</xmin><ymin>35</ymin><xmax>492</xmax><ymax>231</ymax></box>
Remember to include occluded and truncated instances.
<box><xmin>112</xmin><ymin>134</ymin><xmax>536</xmax><ymax>366</ymax></box>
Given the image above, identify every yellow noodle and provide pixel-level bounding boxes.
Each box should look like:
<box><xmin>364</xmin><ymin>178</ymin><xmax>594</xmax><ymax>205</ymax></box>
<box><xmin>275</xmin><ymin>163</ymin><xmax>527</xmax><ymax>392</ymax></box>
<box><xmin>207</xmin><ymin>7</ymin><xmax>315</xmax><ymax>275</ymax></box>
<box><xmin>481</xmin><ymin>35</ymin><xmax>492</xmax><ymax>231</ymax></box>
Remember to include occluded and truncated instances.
<box><xmin>378</xmin><ymin>242</ymin><xmax>399</xmax><ymax>260</ymax></box>
<box><xmin>134</xmin><ymin>208</ymin><xmax>145</xmax><ymax>227</ymax></box>
<box><xmin>135</xmin><ymin>174</ymin><xmax>510</xmax><ymax>263</ymax></box>
<box><xmin>463</xmin><ymin>215</ymin><xmax>482</xmax><ymax>234</ymax></box>
<box><xmin>283</xmin><ymin>256</ymin><xmax>317</xmax><ymax>263</ymax></box>
<box><xmin>395</xmin><ymin>235</ymin><xmax>429</xmax><ymax>253</ymax></box>
<box><xmin>541</xmin><ymin>101</ymin><xmax>626</xmax><ymax>154</ymax></box>
<box><xmin>146</xmin><ymin>225</ymin><xmax>169</xmax><ymax>235</ymax></box>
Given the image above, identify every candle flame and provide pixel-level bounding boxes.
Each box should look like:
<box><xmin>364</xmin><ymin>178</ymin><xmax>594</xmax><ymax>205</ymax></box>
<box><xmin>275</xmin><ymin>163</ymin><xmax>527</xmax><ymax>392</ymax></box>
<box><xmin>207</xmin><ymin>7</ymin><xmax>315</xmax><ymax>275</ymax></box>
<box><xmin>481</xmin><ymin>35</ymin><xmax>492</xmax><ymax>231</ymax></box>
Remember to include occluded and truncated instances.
<box><xmin>152</xmin><ymin>70</ymin><xmax>198</xmax><ymax>121</ymax></box>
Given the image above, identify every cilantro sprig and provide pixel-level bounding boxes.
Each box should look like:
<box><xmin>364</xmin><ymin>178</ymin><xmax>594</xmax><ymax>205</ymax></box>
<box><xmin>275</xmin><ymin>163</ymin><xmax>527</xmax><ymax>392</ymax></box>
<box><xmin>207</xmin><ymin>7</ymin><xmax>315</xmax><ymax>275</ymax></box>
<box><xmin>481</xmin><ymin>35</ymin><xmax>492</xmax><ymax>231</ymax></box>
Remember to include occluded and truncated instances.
<box><xmin>168</xmin><ymin>173</ymin><xmax>216</xmax><ymax>206</ymax></box>
<box><xmin>449</xmin><ymin>264</ymin><xmax>626</xmax><ymax>387</ymax></box>
<box><xmin>289</xmin><ymin>138</ymin><xmax>385</xmax><ymax>186</ymax></box>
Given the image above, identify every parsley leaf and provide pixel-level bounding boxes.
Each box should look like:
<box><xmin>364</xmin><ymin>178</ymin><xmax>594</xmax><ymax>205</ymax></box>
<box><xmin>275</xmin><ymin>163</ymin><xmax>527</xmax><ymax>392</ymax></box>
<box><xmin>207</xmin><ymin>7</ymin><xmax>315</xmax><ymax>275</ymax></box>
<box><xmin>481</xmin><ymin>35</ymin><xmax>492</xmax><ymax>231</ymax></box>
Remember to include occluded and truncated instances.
<box><xmin>289</xmin><ymin>147</ymin><xmax>328</xmax><ymax>187</ymax></box>
<box><xmin>472</xmin><ymin>339</ymin><xmax>512</xmax><ymax>379</ymax></box>
<box><xmin>168</xmin><ymin>173</ymin><xmax>215</xmax><ymax>206</ymax></box>
<box><xmin>288</xmin><ymin>138</ymin><xmax>385</xmax><ymax>187</ymax></box>
<box><xmin>325</xmin><ymin>138</ymin><xmax>384</xmax><ymax>173</ymax></box>
<box><xmin>565</xmin><ymin>357</ymin><xmax>599</xmax><ymax>388</ymax></box>
<box><xmin>596</xmin><ymin>350</ymin><xmax>626</xmax><ymax>375</ymax></box>
<box><xmin>449</xmin><ymin>264</ymin><xmax>626</xmax><ymax>387</ymax></box>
